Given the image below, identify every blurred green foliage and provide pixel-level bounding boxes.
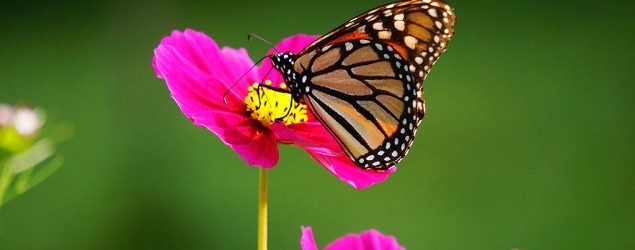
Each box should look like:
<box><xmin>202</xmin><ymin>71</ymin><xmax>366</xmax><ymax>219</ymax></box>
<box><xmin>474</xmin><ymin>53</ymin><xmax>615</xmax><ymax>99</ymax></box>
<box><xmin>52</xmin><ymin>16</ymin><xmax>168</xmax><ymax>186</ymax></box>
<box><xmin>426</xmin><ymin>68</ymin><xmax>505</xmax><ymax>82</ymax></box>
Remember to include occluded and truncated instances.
<box><xmin>0</xmin><ymin>106</ymin><xmax>66</xmax><ymax>208</ymax></box>
<box><xmin>1</xmin><ymin>0</ymin><xmax>634</xmax><ymax>249</ymax></box>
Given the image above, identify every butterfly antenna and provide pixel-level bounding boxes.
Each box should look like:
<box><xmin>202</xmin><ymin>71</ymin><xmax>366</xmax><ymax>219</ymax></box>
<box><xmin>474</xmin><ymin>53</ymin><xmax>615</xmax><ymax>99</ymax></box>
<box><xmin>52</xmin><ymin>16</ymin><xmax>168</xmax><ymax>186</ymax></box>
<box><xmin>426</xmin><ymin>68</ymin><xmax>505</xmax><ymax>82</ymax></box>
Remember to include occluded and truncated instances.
<box><xmin>248</xmin><ymin>34</ymin><xmax>279</xmax><ymax>54</ymax></box>
<box><xmin>255</xmin><ymin>66</ymin><xmax>276</xmax><ymax>107</ymax></box>
<box><xmin>222</xmin><ymin>55</ymin><xmax>267</xmax><ymax>104</ymax></box>
<box><xmin>259</xmin><ymin>65</ymin><xmax>275</xmax><ymax>87</ymax></box>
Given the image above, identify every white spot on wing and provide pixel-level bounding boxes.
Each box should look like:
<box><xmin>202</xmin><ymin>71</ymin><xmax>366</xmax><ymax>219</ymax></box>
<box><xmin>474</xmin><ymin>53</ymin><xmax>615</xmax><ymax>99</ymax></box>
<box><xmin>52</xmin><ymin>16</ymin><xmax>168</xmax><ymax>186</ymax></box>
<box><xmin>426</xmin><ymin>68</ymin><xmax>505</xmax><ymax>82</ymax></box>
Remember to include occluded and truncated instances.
<box><xmin>378</xmin><ymin>31</ymin><xmax>392</xmax><ymax>39</ymax></box>
<box><xmin>435</xmin><ymin>21</ymin><xmax>443</xmax><ymax>29</ymax></box>
<box><xmin>404</xmin><ymin>35</ymin><xmax>417</xmax><ymax>49</ymax></box>
<box><xmin>373</xmin><ymin>22</ymin><xmax>384</xmax><ymax>30</ymax></box>
<box><xmin>394</xmin><ymin>20</ymin><xmax>405</xmax><ymax>31</ymax></box>
<box><xmin>345</xmin><ymin>42</ymin><xmax>353</xmax><ymax>51</ymax></box>
<box><xmin>428</xmin><ymin>8</ymin><xmax>438</xmax><ymax>18</ymax></box>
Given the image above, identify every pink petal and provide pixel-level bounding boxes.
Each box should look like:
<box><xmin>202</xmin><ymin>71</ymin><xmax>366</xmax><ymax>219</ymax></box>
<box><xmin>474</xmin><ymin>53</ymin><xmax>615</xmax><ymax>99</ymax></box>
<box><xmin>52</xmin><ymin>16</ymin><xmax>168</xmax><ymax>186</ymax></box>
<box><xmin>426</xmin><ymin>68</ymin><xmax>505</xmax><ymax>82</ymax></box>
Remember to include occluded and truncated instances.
<box><xmin>300</xmin><ymin>226</ymin><xmax>319</xmax><ymax>250</ymax></box>
<box><xmin>192</xmin><ymin>110</ymin><xmax>279</xmax><ymax>168</ymax></box>
<box><xmin>152</xmin><ymin>57</ymin><xmax>162</xmax><ymax>79</ymax></box>
<box><xmin>258</xmin><ymin>34</ymin><xmax>320</xmax><ymax>87</ymax></box>
<box><xmin>275</xmin><ymin>122</ymin><xmax>395</xmax><ymax>189</ymax></box>
<box><xmin>288</xmin><ymin>122</ymin><xmax>344</xmax><ymax>155</ymax></box>
<box><xmin>229</xmin><ymin>131</ymin><xmax>279</xmax><ymax>168</ymax></box>
<box><xmin>153</xmin><ymin>29</ymin><xmax>259</xmax><ymax>116</ymax></box>
<box><xmin>270</xmin><ymin>122</ymin><xmax>340</xmax><ymax>156</ymax></box>
<box><xmin>153</xmin><ymin>29</ymin><xmax>280</xmax><ymax>168</ymax></box>
<box><xmin>191</xmin><ymin>110</ymin><xmax>260</xmax><ymax>145</ymax></box>
<box><xmin>308</xmin><ymin>152</ymin><xmax>396</xmax><ymax>190</ymax></box>
<box><xmin>324</xmin><ymin>229</ymin><xmax>405</xmax><ymax>250</ymax></box>
<box><xmin>271</xmin><ymin>34</ymin><xmax>321</xmax><ymax>56</ymax></box>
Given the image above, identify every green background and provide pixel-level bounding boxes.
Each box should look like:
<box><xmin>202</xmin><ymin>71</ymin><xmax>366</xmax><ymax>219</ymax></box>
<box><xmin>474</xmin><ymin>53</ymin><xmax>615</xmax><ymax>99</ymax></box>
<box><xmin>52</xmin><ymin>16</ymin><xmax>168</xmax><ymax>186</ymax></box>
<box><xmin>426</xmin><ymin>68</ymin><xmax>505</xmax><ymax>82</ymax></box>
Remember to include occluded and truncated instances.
<box><xmin>1</xmin><ymin>0</ymin><xmax>634</xmax><ymax>249</ymax></box>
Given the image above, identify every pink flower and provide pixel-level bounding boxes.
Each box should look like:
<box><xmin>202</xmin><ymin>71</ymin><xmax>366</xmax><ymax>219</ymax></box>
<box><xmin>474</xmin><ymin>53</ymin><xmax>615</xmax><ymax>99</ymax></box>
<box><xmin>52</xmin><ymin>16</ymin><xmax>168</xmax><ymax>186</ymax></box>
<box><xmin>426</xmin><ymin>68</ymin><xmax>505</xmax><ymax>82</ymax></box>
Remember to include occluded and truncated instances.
<box><xmin>301</xmin><ymin>226</ymin><xmax>405</xmax><ymax>250</ymax></box>
<box><xmin>152</xmin><ymin>29</ymin><xmax>395</xmax><ymax>189</ymax></box>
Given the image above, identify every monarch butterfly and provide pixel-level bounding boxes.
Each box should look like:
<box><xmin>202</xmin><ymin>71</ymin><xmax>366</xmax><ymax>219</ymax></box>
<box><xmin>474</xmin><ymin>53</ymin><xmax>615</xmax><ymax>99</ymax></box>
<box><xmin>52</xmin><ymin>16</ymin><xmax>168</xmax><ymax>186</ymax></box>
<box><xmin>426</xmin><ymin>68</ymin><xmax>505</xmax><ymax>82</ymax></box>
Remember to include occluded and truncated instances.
<box><xmin>270</xmin><ymin>0</ymin><xmax>456</xmax><ymax>170</ymax></box>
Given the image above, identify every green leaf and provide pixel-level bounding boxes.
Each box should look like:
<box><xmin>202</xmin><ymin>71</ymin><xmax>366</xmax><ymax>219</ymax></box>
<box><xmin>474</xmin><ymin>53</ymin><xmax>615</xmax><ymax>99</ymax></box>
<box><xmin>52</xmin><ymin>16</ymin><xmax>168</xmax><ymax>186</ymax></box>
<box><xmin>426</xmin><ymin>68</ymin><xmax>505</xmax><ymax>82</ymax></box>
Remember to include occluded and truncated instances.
<box><xmin>7</xmin><ymin>139</ymin><xmax>55</xmax><ymax>174</ymax></box>
<box><xmin>2</xmin><ymin>156</ymin><xmax>63</xmax><ymax>204</ymax></box>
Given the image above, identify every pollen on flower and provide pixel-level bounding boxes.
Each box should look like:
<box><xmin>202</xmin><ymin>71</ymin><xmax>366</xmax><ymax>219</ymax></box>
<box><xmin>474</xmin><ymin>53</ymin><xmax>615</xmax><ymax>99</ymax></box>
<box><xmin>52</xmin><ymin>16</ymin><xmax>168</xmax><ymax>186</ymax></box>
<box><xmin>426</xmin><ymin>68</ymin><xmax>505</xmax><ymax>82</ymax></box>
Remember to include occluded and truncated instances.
<box><xmin>244</xmin><ymin>80</ymin><xmax>308</xmax><ymax>127</ymax></box>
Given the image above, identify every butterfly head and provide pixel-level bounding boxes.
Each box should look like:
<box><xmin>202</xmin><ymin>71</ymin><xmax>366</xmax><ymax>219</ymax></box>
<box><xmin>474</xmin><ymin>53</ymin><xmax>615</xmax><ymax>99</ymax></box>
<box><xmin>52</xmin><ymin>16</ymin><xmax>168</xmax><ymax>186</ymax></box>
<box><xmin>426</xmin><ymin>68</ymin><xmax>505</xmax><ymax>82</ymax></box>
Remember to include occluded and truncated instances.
<box><xmin>270</xmin><ymin>52</ymin><xmax>296</xmax><ymax>77</ymax></box>
<box><xmin>270</xmin><ymin>52</ymin><xmax>304</xmax><ymax>101</ymax></box>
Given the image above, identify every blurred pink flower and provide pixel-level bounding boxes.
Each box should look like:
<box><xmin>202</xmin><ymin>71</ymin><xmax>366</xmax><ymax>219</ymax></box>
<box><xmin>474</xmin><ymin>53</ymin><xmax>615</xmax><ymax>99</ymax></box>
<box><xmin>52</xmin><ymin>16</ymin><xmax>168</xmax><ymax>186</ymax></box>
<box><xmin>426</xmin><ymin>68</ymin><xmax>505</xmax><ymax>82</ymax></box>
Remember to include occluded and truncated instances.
<box><xmin>301</xmin><ymin>226</ymin><xmax>405</xmax><ymax>250</ymax></box>
<box><xmin>152</xmin><ymin>29</ymin><xmax>395</xmax><ymax>189</ymax></box>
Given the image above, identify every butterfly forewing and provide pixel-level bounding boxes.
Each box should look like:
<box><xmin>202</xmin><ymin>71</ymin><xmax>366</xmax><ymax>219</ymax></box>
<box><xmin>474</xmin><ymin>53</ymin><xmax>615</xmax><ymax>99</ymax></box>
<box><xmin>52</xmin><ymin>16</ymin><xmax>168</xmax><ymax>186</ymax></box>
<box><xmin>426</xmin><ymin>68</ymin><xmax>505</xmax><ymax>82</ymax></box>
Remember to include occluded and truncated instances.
<box><xmin>273</xmin><ymin>0</ymin><xmax>456</xmax><ymax>170</ymax></box>
<box><xmin>298</xmin><ymin>0</ymin><xmax>456</xmax><ymax>87</ymax></box>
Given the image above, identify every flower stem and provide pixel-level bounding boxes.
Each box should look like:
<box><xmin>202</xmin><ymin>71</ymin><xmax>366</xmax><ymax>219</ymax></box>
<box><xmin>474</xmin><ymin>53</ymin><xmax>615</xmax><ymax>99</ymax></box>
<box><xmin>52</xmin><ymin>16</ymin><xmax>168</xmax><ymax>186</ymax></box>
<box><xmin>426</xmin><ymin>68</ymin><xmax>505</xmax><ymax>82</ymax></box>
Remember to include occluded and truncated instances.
<box><xmin>258</xmin><ymin>168</ymin><xmax>268</xmax><ymax>250</ymax></box>
<box><xmin>0</xmin><ymin>160</ymin><xmax>13</xmax><ymax>208</ymax></box>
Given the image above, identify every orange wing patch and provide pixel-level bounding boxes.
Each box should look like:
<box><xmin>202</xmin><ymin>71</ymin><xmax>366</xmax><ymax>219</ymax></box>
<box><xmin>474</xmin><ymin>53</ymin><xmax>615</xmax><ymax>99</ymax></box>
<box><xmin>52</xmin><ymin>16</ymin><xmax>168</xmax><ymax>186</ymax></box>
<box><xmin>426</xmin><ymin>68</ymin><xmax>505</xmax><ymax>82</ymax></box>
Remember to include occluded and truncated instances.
<box><xmin>321</xmin><ymin>30</ymin><xmax>372</xmax><ymax>47</ymax></box>
<box><xmin>357</xmin><ymin>100</ymin><xmax>399</xmax><ymax>136</ymax></box>
<box><xmin>311</xmin><ymin>70</ymin><xmax>374</xmax><ymax>96</ymax></box>
<box><xmin>350</xmin><ymin>61</ymin><xmax>395</xmax><ymax>77</ymax></box>
<box><xmin>311</xmin><ymin>89</ymin><xmax>385</xmax><ymax>154</ymax></box>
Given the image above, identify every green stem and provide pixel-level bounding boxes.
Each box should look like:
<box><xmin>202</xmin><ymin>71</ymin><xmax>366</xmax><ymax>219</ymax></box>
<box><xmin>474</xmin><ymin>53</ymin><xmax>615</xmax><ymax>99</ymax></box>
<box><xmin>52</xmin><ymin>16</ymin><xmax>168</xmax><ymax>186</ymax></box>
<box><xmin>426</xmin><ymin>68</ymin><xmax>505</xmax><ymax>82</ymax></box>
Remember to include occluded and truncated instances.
<box><xmin>258</xmin><ymin>168</ymin><xmax>268</xmax><ymax>250</ymax></box>
<box><xmin>0</xmin><ymin>160</ymin><xmax>14</xmax><ymax>207</ymax></box>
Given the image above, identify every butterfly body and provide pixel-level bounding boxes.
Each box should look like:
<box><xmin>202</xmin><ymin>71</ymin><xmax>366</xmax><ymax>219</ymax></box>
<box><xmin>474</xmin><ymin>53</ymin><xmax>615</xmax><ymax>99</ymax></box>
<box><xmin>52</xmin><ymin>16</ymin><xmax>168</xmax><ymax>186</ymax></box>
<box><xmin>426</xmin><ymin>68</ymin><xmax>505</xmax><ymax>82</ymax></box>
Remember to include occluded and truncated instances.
<box><xmin>270</xmin><ymin>0</ymin><xmax>456</xmax><ymax>170</ymax></box>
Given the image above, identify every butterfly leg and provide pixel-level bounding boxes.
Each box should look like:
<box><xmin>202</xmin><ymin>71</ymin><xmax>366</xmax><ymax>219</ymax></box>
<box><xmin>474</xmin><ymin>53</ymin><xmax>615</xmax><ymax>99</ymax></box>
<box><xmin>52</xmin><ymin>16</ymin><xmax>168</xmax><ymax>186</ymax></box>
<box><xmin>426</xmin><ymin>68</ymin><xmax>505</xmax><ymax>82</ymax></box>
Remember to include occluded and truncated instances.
<box><xmin>255</xmin><ymin>84</ymin><xmax>294</xmax><ymax>121</ymax></box>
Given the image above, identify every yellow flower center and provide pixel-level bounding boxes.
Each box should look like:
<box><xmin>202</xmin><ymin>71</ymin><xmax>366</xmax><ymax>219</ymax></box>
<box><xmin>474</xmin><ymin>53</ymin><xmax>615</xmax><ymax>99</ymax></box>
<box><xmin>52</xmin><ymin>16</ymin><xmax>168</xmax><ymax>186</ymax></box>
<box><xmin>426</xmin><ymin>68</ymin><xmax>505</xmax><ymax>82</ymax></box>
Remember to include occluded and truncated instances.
<box><xmin>244</xmin><ymin>80</ymin><xmax>308</xmax><ymax>127</ymax></box>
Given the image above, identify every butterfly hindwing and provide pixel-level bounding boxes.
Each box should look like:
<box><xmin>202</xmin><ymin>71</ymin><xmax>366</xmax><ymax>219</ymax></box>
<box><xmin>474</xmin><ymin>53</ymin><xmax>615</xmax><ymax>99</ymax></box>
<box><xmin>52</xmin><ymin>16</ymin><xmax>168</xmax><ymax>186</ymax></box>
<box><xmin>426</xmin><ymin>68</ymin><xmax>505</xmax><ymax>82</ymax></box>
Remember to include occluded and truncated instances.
<box><xmin>295</xmin><ymin>39</ymin><xmax>420</xmax><ymax>170</ymax></box>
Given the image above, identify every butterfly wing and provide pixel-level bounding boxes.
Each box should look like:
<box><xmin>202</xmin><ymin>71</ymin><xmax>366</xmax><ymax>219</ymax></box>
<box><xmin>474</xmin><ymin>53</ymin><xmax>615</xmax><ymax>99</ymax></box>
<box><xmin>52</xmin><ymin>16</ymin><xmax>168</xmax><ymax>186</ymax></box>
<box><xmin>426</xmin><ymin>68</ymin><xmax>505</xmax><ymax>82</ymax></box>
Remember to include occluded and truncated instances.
<box><xmin>291</xmin><ymin>0</ymin><xmax>456</xmax><ymax>170</ymax></box>
<box><xmin>298</xmin><ymin>40</ymin><xmax>420</xmax><ymax>170</ymax></box>
<box><xmin>298</xmin><ymin>0</ymin><xmax>456</xmax><ymax>83</ymax></box>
